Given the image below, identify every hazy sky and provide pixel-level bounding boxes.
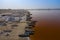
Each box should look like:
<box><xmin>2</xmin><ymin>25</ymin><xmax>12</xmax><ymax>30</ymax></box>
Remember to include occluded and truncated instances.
<box><xmin>0</xmin><ymin>0</ymin><xmax>60</xmax><ymax>9</ymax></box>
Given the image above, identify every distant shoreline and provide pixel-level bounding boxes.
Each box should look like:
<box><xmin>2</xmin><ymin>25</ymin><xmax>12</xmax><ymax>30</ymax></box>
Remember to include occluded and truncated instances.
<box><xmin>0</xmin><ymin>9</ymin><xmax>60</xmax><ymax>10</ymax></box>
<box><xmin>27</xmin><ymin>9</ymin><xmax>60</xmax><ymax>10</ymax></box>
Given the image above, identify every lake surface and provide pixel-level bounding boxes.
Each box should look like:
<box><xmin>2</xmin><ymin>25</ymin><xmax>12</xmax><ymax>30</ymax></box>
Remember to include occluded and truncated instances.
<box><xmin>29</xmin><ymin>10</ymin><xmax>60</xmax><ymax>27</ymax></box>
<box><xmin>29</xmin><ymin>10</ymin><xmax>60</xmax><ymax>21</ymax></box>
<box><xmin>29</xmin><ymin>10</ymin><xmax>60</xmax><ymax>40</ymax></box>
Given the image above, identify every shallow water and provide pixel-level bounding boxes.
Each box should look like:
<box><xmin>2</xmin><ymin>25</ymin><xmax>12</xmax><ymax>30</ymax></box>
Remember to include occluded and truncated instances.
<box><xmin>29</xmin><ymin>10</ymin><xmax>60</xmax><ymax>40</ymax></box>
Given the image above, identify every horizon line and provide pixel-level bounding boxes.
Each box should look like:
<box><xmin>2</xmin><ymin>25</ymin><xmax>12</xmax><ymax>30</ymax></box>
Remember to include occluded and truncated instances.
<box><xmin>0</xmin><ymin>8</ymin><xmax>60</xmax><ymax>10</ymax></box>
